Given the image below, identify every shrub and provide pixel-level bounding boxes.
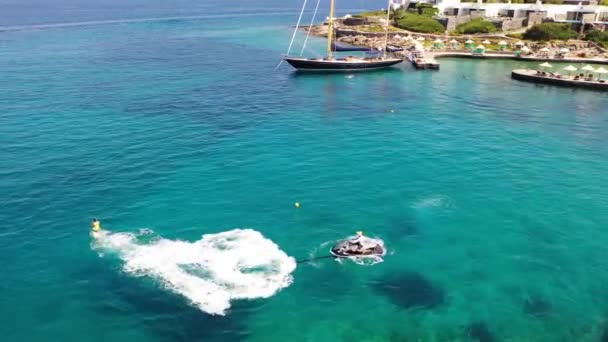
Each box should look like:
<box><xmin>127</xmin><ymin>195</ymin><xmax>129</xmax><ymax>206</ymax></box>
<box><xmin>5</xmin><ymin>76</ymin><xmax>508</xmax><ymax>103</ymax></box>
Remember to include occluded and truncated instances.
<box><xmin>352</xmin><ymin>10</ymin><xmax>387</xmax><ymax>18</ymax></box>
<box><xmin>360</xmin><ymin>25</ymin><xmax>400</xmax><ymax>32</ymax></box>
<box><xmin>392</xmin><ymin>8</ymin><xmax>408</xmax><ymax>21</ymax></box>
<box><xmin>415</xmin><ymin>2</ymin><xmax>438</xmax><ymax>17</ymax></box>
<box><xmin>394</xmin><ymin>13</ymin><xmax>445</xmax><ymax>33</ymax></box>
<box><xmin>523</xmin><ymin>23</ymin><xmax>577</xmax><ymax>41</ymax></box>
<box><xmin>506</xmin><ymin>33</ymin><xmax>523</xmax><ymax>39</ymax></box>
<box><xmin>585</xmin><ymin>30</ymin><xmax>608</xmax><ymax>48</ymax></box>
<box><xmin>601</xmin><ymin>0</ymin><xmax>608</xmax><ymax>5</ymax></box>
<box><xmin>456</xmin><ymin>18</ymin><xmax>497</xmax><ymax>34</ymax></box>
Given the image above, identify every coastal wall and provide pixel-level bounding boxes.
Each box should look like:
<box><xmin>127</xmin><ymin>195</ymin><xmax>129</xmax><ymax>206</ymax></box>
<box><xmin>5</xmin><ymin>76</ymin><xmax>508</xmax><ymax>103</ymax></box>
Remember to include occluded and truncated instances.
<box><xmin>335</xmin><ymin>28</ymin><xmax>388</xmax><ymax>39</ymax></box>
<box><xmin>526</xmin><ymin>12</ymin><xmax>545</xmax><ymax>27</ymax></box>
<box><xmin>438</xmin><ymin>15</ymin><xmax>472</xmax><ymax>31</ymax></box>
<box><xmin>432</xmin><ymin>51</ymin><xmax>608</xmax><ymax>64</ymax></box>
<box><xmin>334</xmin><ymin>27</ymin><xmax>518</xmax><ymax>40</ymax></box>
<box><xmin>343</xmin><ymin>17</ymin><xmax>367</xmax><ymax>26</ymax></box>
<box><xmin>491</xmin><ymin>17</ymin><xmax>526</xmax><ymax>31</ymax></box>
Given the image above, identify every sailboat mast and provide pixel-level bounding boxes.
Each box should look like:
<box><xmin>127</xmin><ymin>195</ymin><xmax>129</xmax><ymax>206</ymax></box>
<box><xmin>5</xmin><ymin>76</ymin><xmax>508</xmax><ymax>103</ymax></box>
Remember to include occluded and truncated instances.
<box><xmin>383</xmin><ymin>0</ymin><xmax>391</xmax><ymax>59</ymax></box>
<box><xmin>326</xmin><ymin>0</ymin><xmax>335</xmax><ymax>58</ymax></box>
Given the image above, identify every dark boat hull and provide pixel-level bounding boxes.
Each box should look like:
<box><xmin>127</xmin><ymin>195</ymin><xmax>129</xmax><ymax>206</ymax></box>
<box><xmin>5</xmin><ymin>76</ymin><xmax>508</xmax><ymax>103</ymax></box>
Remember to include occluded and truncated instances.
<box><xmin>512</xmin><ymin>69</ymin><xmax>608</xmax><ymax>90</ymax></box>
<box><xmin>329</xmin><ymin>247</ymin><xmax>385</xmax><ymax>258</ymax></box>
<box><xmin>284</xmin><ymin>57</ymin><xmax>403</xmax><ymax>72</ymax></box>
<box><xmin>329</xmin><ymin>239</ymin><xmax>386</xmax><ymax>258</ymax></box>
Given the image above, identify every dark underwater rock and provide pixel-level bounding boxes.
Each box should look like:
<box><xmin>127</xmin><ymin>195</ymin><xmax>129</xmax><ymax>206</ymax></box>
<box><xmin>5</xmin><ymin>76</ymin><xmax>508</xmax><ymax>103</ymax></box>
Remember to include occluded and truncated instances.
<box><xmin>600</xmin><ymin>320</ymin><xmax>608</xmax><ymax>342</ymax></box>
<box><xmin>465</xmin><ymin>321</ymin><xmax>495</xmax><ymax>342</ymax></box>
<box><xmin>372</xmin><ymin>271</ymin><xmax>445</xmax><ymax>310</ymax></box>
<box><xmin>523</xmin><ymin>295</ymin><xmax>552</xmax><ymax>317</ymax></box>
<box><xmin>389</xmin><ymin>215</ymin><xmax>418</xmax><ymax>237</ymax></box>
<box><xmin>81</xmin><ymin>263</ymin><xmax>252</xmax><ymax>342</ymax></box>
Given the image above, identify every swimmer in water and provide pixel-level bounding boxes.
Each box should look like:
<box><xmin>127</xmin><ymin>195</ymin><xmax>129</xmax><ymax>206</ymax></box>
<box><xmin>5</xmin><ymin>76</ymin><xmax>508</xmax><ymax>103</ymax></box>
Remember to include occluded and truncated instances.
<box><xmin>90</xmin><ymin>218</ymin><xmax>101</xmax><ymax>233</ymax></box>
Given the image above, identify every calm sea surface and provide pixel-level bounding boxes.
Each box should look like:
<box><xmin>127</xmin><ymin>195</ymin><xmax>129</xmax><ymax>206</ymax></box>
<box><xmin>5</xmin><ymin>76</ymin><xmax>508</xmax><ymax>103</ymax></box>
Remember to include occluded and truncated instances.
<box><xmin>2</xmin><ymin>1</ymin><xmax>608</xmax><ymax>341</ymax></box>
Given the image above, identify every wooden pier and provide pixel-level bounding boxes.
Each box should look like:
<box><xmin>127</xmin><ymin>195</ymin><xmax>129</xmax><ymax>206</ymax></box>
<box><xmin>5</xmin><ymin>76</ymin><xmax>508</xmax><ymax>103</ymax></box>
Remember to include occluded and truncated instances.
<box><xmin>407</xmin><ymin>49</ymin><xmax>439</xmax><ymax>70</ymax></box>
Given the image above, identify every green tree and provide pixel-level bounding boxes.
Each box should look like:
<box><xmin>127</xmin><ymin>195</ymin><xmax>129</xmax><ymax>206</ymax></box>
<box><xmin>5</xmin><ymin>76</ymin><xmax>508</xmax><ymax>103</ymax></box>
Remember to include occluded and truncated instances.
<box><xmin>456</xmin><ymin>18</ymin><xmax>498</xmax><ymax>34</ymax></box>
<box><xmin>415</xmin><ymin>2</ymin><xmax>438</xmax><ymax>17</ymax></box>
<box><xmin>394</xmin><ymin>13</ymin><xmax>445</xmax><ymax>33</ymax></box>
<box><xmin>585</xmin><ymin>30</ymin><xmax>608</xmax><ymax>48</ymax></box>
<box><xmin>392</xmin><ymin>8</ymin><xmax>408</xmax><ymax>21</ymax></box>
<box><xmin>523</xmin><ymin>23</ymin><xmax>577</xmax><ymax>41</ymax></box>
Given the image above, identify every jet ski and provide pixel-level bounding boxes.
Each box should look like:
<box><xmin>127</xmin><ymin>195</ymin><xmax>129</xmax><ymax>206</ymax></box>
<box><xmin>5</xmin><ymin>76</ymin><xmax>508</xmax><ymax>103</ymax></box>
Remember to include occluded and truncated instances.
<box><xmin>330</xmin><ymin>232</ymin><xmax>386</xmax><ymax>265</ymax></box>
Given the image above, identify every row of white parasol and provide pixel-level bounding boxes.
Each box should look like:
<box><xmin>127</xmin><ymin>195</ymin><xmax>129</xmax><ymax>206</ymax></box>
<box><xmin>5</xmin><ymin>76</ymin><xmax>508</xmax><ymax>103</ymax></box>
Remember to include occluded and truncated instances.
<box><xmin>515</xmin><ymin>42</ymin><xmax>570</xmax><ymax>55</ymax></box>
<box><xmin>411</xmin><ymin>37</ymin><xmax>508</xmax><ymax>45</ymax></box>
<box><xmin>539</xmin><ymin>62</ymin><xmax>608</xmax><ymax>78</ymax></box>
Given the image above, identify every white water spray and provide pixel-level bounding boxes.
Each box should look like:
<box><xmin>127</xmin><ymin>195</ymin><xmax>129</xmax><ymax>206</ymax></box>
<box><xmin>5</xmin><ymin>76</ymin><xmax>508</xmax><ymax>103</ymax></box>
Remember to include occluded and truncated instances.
<box><xmin>92</xmin><ymin>228</ymin><xmax>296</xmax><ymax>315</ymax></box>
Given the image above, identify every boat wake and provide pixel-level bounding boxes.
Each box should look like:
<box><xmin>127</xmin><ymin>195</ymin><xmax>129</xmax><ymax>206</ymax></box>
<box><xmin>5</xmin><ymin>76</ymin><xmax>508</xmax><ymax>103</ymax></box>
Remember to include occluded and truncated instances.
<box><xmin>92</xmin><ymin>228</ymin><xmax>296</xmax><ymax>315</ymax></box>
<box><xmin>0</xmin><ymin>12</ymin><xmax>295</xmax><ymax>32</ymax></box>
<box><xmin>412</xmin><ymin>195</ymin><xmax>452</xmax><ymax>209</ymax></box>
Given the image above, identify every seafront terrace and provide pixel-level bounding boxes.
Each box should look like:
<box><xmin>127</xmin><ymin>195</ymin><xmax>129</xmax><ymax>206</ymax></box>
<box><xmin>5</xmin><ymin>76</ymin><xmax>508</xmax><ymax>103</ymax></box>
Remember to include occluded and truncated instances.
<box><xmin>429</xmin><ymin>50</ymin><xmax>608</xmax><ymax>64</ymax></box>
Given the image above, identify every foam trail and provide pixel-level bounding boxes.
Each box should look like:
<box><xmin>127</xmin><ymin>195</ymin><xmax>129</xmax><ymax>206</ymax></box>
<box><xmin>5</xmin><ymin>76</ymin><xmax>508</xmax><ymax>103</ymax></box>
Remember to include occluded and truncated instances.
<box><xmin>0</xmin><ymin>12</ymin><xmax>295</xmax><ymax>32</ymax></box>
<box><xmin>412</xmin><ymin>195</ymin><xmax>452</xmax><ymax>209</ymax></box>
<box><xmin>92</xmin><ymin>228</ymin><xmax>296</xmax><ymax>315</ymax></box>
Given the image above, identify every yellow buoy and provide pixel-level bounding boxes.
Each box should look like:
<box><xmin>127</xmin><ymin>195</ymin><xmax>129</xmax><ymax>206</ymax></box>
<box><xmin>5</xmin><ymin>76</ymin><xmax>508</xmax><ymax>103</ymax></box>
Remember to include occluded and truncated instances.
<box><xmin>294</xmin><ymin>202</ymin><xmax>300</xmax><ymax>208</ymax></box>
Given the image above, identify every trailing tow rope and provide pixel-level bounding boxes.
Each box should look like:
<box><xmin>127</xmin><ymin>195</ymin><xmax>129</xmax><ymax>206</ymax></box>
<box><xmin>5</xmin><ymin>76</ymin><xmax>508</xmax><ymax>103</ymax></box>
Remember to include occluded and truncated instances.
<box><xmin>296</xmin><ymin>255</ymin><xmax>334</xmax><ymax>264</ymax></box>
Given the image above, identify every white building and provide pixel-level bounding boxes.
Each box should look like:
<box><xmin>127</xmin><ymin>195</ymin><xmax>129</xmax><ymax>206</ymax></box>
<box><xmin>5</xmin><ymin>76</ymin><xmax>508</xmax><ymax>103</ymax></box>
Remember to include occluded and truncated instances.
<box><xmin>390</xmin><ymin>0</ymin><xmax>411</xmax><ymax>9</ymax></box>
<box><xmin>414</xmin><ymin>0</ymin><xmax>608</xmax><ymax>23</ymax></box>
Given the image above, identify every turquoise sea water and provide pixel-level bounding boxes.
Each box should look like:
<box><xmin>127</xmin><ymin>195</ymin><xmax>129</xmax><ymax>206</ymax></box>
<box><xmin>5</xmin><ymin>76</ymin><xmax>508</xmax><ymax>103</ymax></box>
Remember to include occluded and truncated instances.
<box><xmin>2</xmin><ymin>1</ymin><xmax>608</xmax><ymax>341</ymax></box>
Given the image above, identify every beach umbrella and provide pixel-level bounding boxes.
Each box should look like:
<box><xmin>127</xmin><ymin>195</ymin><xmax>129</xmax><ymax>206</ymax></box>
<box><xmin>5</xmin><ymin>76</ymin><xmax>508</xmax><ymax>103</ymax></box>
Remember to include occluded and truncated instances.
<box><xmin>474</xmin><ymin>45</ymin><xmax>486</xmax><ymax>54</ymax></box>
<box><xmin>521</xmin><ymin>46</ymin><xmax>530</xmax><ymax>54</ymax></box>
<box><xmin>417</xmin><ymin>36</ymin><xmax>425</xmax><ymax>41</ymax></box>
<box><xmin>539</xmin><ymin>62</ymin><xmax>552</xmax><ymax>68</ymax></box>
<box><xmin>433</xmin><ymin>38</ymin><xmax>443</xmax><ymax>49</ymax></box>
<box><xmin>563</xmin><ymin>65</ymin><xmax>577</xmax><ymax>76</ymax></box>
<box><xmin>394</xmin><ymin>34</ymin><xmax>402</xmax><ymax>40</ymax></box>
<box><xmin>596</xmin><ymin>67</ymin><xmax>608</xmax><ymax>79</ymax></box>
<box><xmin>465</xmin><ymin>39</ymin><xmax>474</xmax><ymax>44</ymax></box>
<box><xmin>559</xmin><ymin>48</ymin><xmax>569</xmax><ymax>53</ymax></box>
<box><xmin>450</xmin><ymin>39</ymin><xmax>458</xmax><ymax>44</ymax></box>
<box><xmin>539</xmin><ymin>47</ymin><xmax>550</xmax><ymax>53</ymax></box>
<box><xmin>498</xmin><ymin>40</ymin><xmax>507</xmax><ymax>46</ymax></box>
<box><xmin>515</xmin><ymin>41</ymin><xmax>525</xmax><ymax>46</ymax></box>
<box><xmin>581</xmin><ymin>64</ymin><xmax>595</xmax><ymax>78</ymax></box>
<box><xmin>581</xmin><ymin>65</ymin><xmax>595</xmax><ymax>72</ymax></box>
<box><xmin>482</xmin><ymin>39</ymin><xmax>491</xmax><ymax>45</ymax></box>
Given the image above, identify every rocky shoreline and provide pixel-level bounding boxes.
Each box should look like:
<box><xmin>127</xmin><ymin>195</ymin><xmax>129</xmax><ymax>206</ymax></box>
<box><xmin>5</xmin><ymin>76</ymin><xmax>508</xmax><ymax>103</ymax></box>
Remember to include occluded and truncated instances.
<box><xmin>304</xmin><ymin>23</ymin><xmax>608</xmax><ymax>62</ymax></box>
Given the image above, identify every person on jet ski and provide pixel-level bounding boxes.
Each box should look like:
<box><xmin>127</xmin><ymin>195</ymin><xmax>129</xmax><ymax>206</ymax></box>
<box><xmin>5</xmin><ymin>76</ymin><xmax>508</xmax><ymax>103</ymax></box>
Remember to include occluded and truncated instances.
<box><xmin>350</xmin><ymin>231</ymin><xmax>365</xmax><ymax>253</ymax></box>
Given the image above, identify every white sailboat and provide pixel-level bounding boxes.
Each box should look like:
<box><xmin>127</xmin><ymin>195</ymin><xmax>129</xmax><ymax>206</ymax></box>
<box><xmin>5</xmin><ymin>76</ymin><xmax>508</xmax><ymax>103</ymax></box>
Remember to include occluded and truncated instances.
<box><xmin>283</xmin><ymin>0</ymin><xmax>403</xmax><ymax>71</ymax></box>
